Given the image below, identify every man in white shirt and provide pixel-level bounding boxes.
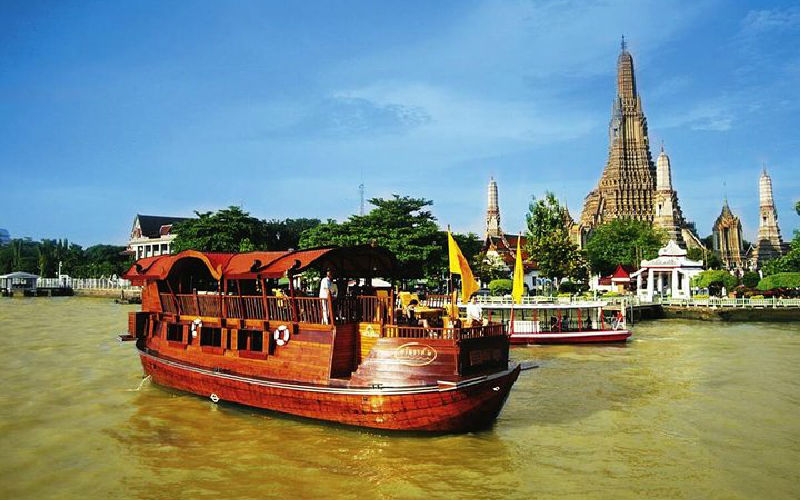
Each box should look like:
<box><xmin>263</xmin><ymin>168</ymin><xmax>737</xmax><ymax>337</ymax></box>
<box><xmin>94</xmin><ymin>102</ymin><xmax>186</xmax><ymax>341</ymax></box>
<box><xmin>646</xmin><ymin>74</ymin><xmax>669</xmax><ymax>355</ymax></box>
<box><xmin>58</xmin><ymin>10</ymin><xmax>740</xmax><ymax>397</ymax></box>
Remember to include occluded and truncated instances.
<box><xmin>466</xmin><ymin>295</ymin><xmax>483</xmax><ymax>326</ymax></box>
<box><xmin>319</xmin><ymin>270</ymin><xmax>338</xmax><ymax>323</ymax></box>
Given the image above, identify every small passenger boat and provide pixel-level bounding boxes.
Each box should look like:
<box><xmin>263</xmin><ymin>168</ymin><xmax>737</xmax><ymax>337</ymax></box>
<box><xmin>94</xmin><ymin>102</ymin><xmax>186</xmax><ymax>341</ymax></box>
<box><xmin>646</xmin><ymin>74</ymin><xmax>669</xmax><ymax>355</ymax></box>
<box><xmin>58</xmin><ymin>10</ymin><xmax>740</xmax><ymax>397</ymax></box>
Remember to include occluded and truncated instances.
<box><xmin>452</xmin><ymin>298</ymin><xmax>631</xmax><ymax>345</ymax></box>
<box><xmin>122</xmin><ymin>246</ymin><xmax>520</xmax><ymax>432</ymax></box>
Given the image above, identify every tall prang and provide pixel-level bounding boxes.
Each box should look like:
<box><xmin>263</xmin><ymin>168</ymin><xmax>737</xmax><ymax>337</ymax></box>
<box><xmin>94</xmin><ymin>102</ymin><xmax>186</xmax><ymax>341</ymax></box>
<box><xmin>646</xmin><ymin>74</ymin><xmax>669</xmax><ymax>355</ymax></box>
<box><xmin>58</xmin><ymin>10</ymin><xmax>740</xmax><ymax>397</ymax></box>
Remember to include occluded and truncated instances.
<box><xmin>653</xmin><ymin>145</ymin><xmax>684</xmax><ymax>244</ymax></box>
<box><xmin>575</xmin><ymin>37</ymin><xmax>700</xmax><ymax>249</ymax></box>
<box><xmin>751</xmin><ymin>168</ymin><xmax>787</xmax><ymax>268</ymax></box>
<box><xmin>486</xmin><ymin>177</ymin><xmax>501</xmax><ymax>238</ymax></box>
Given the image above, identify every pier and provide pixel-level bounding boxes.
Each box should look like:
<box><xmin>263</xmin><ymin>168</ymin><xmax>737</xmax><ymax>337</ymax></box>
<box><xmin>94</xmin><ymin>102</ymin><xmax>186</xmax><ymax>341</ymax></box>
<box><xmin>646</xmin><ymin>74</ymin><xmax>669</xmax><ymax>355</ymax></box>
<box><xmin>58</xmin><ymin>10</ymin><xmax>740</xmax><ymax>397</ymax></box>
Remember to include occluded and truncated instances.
<box><xmin>472</xmin><ymin>295</ymin><xmax>800</xmax><ymax>322</ymax></box>
<box><xmin>2</xmin><ymin>276</ymin><xmax>141</xmax><ymax>301</ymax></box>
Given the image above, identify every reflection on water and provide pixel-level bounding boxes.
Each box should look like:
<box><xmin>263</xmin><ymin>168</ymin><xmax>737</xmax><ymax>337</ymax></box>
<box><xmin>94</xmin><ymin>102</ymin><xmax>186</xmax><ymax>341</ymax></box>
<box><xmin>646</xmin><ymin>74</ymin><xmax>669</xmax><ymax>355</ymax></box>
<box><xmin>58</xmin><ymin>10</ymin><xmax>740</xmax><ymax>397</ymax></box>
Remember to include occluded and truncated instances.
<box><xmin>0</xmin><ymin>297</ymin><xmax>798</xmax><ymax>499</ymax></box>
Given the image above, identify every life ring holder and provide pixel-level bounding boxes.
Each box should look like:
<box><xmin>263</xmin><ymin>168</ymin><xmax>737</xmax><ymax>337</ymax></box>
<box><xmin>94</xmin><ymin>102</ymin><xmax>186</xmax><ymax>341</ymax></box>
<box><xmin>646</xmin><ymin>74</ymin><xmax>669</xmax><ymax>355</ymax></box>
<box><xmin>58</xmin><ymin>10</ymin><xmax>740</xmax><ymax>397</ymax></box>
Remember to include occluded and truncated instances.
<box><xmin>273</xmin><ymin>325</ymin><xmax>291</xmax><ymax>346</ymax></box>
<box><xmin>191</xmin><ymin>318</ymin><xmax>202</xmax><ymax>338</ymax></box>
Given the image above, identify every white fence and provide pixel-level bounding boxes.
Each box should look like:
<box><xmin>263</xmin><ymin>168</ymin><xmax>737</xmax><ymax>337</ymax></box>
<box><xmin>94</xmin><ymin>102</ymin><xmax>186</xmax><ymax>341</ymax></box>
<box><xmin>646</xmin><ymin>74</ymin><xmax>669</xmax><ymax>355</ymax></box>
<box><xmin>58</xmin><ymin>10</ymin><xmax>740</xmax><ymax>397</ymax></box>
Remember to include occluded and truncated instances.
<box><xmin>658</xmin><ymin>297</ymin><xmax>800</xmax><ymax>308</ymax></box>
<box><xmin>37</xmin><ymin>277</ymin><xmax>140</xmax><ymax>291</ymax></box>
<box><xmin>478</xmin><ymin>294</ymin><xmax>800</xmax><ymax>309</ymax></box>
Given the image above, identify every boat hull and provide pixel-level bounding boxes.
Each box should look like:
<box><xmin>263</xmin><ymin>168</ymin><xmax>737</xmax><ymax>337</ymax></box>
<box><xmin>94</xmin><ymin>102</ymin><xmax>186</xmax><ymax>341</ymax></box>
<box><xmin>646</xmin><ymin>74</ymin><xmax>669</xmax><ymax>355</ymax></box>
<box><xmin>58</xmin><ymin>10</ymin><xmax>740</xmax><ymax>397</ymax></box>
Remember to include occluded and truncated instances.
<box><xmin>510</xmin><ymin>329</ymin><xmax>631</xmax><ymax>345</ymax></box>
<box><xmin>139</xmin><ymin>349</ymin><xmax>521</xmax><ymax>432</ymax></box>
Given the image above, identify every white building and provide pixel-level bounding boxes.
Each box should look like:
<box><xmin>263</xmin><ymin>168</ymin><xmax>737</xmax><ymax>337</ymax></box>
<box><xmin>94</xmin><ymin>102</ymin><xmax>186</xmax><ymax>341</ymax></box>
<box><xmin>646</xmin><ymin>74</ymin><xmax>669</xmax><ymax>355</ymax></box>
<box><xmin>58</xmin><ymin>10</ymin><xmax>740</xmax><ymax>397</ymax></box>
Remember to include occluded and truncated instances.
<box><xmin>128</xmin><ymin>214</ymin><xmax>190</xmax><ymax>259</ymax></box>
<box><xmin>631</xmin><ymin>240</ymin><xmax>703</xmax><ymax>301</ymax></box>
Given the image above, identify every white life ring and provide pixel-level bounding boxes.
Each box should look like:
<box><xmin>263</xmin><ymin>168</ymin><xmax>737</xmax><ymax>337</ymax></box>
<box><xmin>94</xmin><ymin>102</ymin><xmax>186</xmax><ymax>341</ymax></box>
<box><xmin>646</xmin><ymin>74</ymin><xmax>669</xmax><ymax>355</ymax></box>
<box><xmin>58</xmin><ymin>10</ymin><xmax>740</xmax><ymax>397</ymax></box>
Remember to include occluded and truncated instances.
<box><xmin>273</xmin><ymin>325</ymin><xmax>291</xmax><ymax>346</ymax></box>
<box><xmin>191</xmin><ymin>318</ymin><xmax>202</xmax><ymax>338</ymax></box>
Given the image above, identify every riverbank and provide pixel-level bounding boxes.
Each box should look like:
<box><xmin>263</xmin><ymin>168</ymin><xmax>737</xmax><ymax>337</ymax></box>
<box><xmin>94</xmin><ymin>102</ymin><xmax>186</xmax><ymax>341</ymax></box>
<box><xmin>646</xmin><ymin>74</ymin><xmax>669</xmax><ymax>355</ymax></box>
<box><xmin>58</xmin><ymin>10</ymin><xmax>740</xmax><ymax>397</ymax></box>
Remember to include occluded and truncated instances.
<box><xmin>72</xmin><ymin>288</ymin><xmax>141</xmax><ymax>300</ymax></box>
<box><xmin>660</xmin><ymin>305</ymin><xmax>800</xmax><ymax>321</ymax></box>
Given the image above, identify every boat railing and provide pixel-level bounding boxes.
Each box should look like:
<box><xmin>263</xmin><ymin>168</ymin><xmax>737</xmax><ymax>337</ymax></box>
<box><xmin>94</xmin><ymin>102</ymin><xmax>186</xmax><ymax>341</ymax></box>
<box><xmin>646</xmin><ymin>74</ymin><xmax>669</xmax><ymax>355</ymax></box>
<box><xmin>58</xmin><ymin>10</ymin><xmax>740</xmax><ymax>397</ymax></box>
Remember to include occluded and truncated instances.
<box><xmin>228</xmin><ymin>295</ymin><xmax>265</xmax><ymax>320</ymax></box>
<box><xmin>265</xmin><ymin>296</ymin><xmax>294</xmax><ymax>322</ymax></box>
<box><xmin>357</xmin><ymin>295</ymin><xmax>393</xmax><ymax>324</ymax></box>
<box><xmin>383</xmin><ymin>322</ymin><xmax>505</xmax><ymax>341</ymax></box>
<box><xmin>424</xmin><ymin>294</ymin><xmax>452</xmax><ymax>308</ymax></box>
<box><xmin>158</xmin><ymin>292</ymin><xmax>394</xmax><ymax>326</ymax></box>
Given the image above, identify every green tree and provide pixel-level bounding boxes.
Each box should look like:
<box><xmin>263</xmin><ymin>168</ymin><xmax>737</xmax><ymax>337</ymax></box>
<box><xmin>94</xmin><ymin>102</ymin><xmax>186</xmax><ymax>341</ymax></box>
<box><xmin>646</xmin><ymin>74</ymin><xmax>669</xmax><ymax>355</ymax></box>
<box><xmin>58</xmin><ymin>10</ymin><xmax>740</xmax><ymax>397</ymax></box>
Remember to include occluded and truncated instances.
<box><xmin>529</xmin><ymin>231</ymin><xmax>583</xmax><ymax>281</ymax></box>
<box><xmin>525</xmin><ymin>192</ymin><xmax>569</xmax><ymax>241</ymax></box>
<box><xmin>757</xmin><ymin>272</ymin><xmax>800</xmax><ymax>291</ymax></box>
<box><xmin>263</xmin><ymin>218</ymin><xmax>321</xmax><ymax>250</ymax></box>
<box><xmin>300</xmin><ymin>195</ymin><xmax>446</xmax><ymax>280</ymax></box>
<box><xmin>742</xmin><ymin>271</ymin><xmax>760</xmax><ymax>288</ymax></box>
<box><xmin>0</xmin><ymin>239</ymin><xmax>129</xmax><ymax>278</ymax></box>
<box><xmin>524</xmin><ymin>192</ymin><xmax>582</xmax><ymax>282</ymax></box>
<box><xmin>472</xmin><ymin>252</ymin><xmax>509</xmax><ymax>283</ymax></box>
<box><xmin>74</xmin><ymin>245</ymin><xmax>131</xmax><ymax>277</ymax></box>
<box><xmin>692</xmin><ymin>270</ymin><xmax>737</xmax><ymax>295</ymax></box>
<box><xmin>172</xmin><ymin>206</ymin><xmax>269</xmax><ymax>253</ymax></box>
<box><xmin>585</xmin><ymin>219</ymin><xmax>666</xmax><ymax>276</ymax></box>
<box><xmin>763</xmin><ymin>238</ymin><xmax>800</xmax><ymax>276</ymax></box>
<box><xmin>488</xmin><ymin>278</ymin><xmax>512</xmax><ymax>296</ymax></box>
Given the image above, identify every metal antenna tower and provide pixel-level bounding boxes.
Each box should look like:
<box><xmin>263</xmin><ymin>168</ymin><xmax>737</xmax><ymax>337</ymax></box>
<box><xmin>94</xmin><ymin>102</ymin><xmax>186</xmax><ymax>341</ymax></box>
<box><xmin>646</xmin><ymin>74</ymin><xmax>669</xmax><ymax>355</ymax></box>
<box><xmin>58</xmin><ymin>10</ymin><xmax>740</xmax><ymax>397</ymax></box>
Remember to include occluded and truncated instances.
<box><xmin>358</xmin><ymin>171</ymin><xmax>365</xmax><ymax>216</ymax></box>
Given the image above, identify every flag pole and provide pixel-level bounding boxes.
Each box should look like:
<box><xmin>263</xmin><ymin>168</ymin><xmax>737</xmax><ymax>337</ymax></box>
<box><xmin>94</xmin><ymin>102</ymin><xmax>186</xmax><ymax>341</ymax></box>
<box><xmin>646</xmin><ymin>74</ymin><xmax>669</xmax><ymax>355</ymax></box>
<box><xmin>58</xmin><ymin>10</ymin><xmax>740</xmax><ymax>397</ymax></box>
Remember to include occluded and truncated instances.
<box><xmin>447</xmin><ymin>225</ymin><xmax>455</xmax><ymax>319</ymax></box>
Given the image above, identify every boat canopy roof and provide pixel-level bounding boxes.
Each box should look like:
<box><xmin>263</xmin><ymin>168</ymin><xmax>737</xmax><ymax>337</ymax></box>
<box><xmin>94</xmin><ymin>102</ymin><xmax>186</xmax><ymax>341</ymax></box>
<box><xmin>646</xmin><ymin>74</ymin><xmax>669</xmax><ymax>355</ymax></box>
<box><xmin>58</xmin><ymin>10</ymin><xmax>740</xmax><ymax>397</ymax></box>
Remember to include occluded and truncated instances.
<box><xmin>123</xmin><ymin>246</ymin><xmax>398</xmax><ymax>285</ymax></box>
<box><xmin>0</xmin><ymin>271</ymin><xmax>40</xmax><ymax>280</ymax></box>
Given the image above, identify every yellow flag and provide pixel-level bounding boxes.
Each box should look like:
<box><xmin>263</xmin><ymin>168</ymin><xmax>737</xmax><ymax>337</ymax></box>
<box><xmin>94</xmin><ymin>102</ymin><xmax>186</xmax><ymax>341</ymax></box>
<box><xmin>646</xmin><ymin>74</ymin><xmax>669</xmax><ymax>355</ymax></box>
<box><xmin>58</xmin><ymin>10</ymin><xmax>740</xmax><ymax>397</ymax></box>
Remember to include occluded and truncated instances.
<box><xmin>512</xmin><ymin>235</ymin><xmax>524</xmax><ymax>304</ymax></box>
<box><xmin>447</xmin><ymin>231</ymin><xmax>479</xmax><ymax>303</ymax></box>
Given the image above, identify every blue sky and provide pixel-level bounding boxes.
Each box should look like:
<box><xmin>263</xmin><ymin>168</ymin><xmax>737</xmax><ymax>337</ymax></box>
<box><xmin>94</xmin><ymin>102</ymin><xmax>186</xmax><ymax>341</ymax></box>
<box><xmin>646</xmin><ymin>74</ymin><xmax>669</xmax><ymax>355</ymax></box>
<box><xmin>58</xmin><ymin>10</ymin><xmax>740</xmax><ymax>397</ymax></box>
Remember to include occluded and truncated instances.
<box><xmin>1</xmin><ymin>0</ymin><xmax>798</xmax><ymax>246</ymax></box>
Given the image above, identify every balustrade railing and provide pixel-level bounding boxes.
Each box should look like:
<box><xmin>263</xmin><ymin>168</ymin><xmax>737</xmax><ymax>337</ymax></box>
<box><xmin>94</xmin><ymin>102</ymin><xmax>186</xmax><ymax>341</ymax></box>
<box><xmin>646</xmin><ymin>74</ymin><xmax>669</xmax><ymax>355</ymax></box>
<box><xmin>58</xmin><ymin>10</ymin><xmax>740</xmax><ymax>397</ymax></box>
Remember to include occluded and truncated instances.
<box><xmin>154</xmin><ymin>293</ymin><xmax>519</xmax><ymax>338</ymax></box>
<box><xmin>265</xmin><ymin>296</ymin><xmax>294</xmax><ymax>322</ymax></box>
<box><xmin>658</xmin><ymin>297</ymin><xmax>800</xmax><ymax>308</ymax></box>
<box><xmin>358</xmin><ymin>295</ymin><xmax>393</xmax><ymax>324</ymax></box>
<box><xmin>384</xmin><ymin>322</ymin><xmax>505</xmax><ymax>340</ymax></box>
<box><xmin>37</xmin><ymin>277</ymin><xmax>139</xmax><ymax>290</ymax></box>
<box><xmin>424</xmin><ymin>295</ymin><xmax>452</xmax><ymax>308</ymax></box>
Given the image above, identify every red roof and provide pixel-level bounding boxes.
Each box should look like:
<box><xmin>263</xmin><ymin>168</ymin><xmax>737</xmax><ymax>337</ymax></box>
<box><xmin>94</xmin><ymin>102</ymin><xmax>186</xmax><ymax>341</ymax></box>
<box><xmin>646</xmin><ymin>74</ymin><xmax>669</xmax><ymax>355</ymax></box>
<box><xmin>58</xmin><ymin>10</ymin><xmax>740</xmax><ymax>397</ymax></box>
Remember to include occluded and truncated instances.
<box><xmin>483</xmin><ymin>234</ymin><xmax>538</xmax><ymax>271</ymax></box>
<box><xmin>123</xmin><ymin>246</ymin><xmax>398</xmax><ymax>284</ymax></box>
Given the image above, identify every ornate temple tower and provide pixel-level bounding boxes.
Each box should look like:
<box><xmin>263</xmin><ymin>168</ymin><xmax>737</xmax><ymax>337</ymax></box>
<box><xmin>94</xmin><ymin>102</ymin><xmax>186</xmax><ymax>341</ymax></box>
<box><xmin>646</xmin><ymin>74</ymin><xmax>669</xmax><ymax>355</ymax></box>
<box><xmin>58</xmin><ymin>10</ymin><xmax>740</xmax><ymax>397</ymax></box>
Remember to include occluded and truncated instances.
<box><xmin>576</xmin><ymin>38</ymin><xmax>699</xmax><ymax>249</ymax></box>
<box><xmin>486</xmin><ymin>177</ymin><xmax>501</xmax><ymax>238</ymax></box>
<box><xmin>577</xmin><ymin>38</ymin><xmax>657</xmax><ymax>244</ymax></box>
<box><xmin>712</xmin><ymin>199</ymin><xmax>744</xmax><ymax>270</ymax></box>
<box><xmin>653</xmin><ymin>146</ymin><xmax>685</xmax><ymax>245</ymax></box>
<box><xmin>751</xmin><ymin>168</ymin><xmax>787</xmax><ymax>268</ymax></box>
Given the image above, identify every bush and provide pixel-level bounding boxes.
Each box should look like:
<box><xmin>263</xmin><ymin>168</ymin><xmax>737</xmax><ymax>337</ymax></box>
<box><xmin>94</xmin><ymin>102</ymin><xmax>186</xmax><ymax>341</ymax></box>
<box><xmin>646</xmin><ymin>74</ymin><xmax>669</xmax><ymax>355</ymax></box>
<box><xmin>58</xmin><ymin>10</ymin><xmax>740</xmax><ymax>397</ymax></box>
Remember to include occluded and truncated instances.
<box><xmin>750</xmin><ymin>295</ymin><xmax>764</xmax><ymax>299</ymax></box>
<box><xmin>757</xmin><ymin>272</ymin><xmax>800</xmax><ymax>291</ymax></box>
<box><xmin>693</xmin><ymin>294</ymin><xmax>710</xmax><ymax>299</ymax></box>
<box><xmin>488</xmin><ymin>279</ymin><xmax>513</xmax><ymax>296</ymax></box>
<box><xmin>742</xmin><ymin>271</ymin><xmax>760</xmax><ymax>288</ymax></box>
<box><xmin>558</xmin><ymin>280</ymin><xmax>581</xmax><ymax>294</ymax></box>
<box><xmin>692</xmin><ymin>270</ymin><xmax>737</xmax><ymax>291</ymax></box>
<box><xmin>602</xmin><ymin>291</ymin><xmax>621</xmax><ymax>297</ymax></box>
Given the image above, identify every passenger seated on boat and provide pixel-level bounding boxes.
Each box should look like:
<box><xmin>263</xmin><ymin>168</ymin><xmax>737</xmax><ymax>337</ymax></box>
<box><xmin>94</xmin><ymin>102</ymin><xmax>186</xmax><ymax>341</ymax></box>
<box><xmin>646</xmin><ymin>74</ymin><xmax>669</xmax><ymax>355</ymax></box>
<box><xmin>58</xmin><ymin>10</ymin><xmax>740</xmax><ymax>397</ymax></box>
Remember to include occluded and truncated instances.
<box><xmin>465</xmin><ymin>295</ymin><xmax>486</xmax><ymax>327</ymax></box>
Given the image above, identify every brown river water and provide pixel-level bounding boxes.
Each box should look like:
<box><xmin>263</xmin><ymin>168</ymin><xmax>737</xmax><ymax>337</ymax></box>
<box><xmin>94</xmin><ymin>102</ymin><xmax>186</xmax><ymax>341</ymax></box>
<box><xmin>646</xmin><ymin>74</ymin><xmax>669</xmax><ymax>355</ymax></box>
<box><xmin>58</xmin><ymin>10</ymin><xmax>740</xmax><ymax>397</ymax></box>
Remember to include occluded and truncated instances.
<box><xmin>0</xmin><ymin>297</ymin><xmax>798</xmax><ymax>500</ymax></box>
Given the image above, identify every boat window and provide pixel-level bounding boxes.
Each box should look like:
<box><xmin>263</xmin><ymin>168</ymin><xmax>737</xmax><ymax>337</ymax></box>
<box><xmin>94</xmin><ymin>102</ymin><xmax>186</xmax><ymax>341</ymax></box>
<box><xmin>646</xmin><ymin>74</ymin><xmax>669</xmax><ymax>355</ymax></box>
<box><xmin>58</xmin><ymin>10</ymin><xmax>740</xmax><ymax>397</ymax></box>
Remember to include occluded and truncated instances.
<box><xmin>237</xmin><ymin>329</ymin><xmax>263</xmax><ymax>352</ymax></box>
<box><xmin>166</xmin><ymin>324</ymin><xmax>182</xmax><ymax>342</ymax></box>
<box><xmin>200</xmin><ymin>327</ymin><xmax>222</xmax><ymax>347</ymax></box>
<box><xmin>151</xmin><ymin>320</ymin><xmax>161</xmax><ymax>338</ymax></box>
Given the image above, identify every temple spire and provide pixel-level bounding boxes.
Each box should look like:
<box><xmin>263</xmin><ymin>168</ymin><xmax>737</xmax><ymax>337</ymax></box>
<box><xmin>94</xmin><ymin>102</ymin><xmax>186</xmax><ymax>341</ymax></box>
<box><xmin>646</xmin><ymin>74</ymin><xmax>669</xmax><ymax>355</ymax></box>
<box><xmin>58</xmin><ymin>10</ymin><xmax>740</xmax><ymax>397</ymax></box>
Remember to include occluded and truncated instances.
<box><xmin>621</xmin><ymin>34</ymin><xmax>626</xmax><ymax>52</ymax></box>
<box><xmin>486</xmin><ymin>177</ymin><xmax>501</xmax><ymax>238</ymax></box>
<box><xmin>617</xmin><ymin>36</ymin><xmax>637</xmax><ymax>98</ymax></box>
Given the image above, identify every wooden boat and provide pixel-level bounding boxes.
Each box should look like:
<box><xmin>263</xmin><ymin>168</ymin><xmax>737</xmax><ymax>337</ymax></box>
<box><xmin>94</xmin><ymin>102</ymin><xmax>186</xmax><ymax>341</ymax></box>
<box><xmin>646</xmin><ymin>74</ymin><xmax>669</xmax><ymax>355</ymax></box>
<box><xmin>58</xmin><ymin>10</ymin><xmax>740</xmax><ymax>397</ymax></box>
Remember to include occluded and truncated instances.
<box><xmin>451</xmin><ymin>298</ymin><xmax>631</xmax><ymax>345</ymax></box>
<box><xmin>122</xmin><ymin>246</ymin><xmax>520</xmax><ymax>432</ymax></box>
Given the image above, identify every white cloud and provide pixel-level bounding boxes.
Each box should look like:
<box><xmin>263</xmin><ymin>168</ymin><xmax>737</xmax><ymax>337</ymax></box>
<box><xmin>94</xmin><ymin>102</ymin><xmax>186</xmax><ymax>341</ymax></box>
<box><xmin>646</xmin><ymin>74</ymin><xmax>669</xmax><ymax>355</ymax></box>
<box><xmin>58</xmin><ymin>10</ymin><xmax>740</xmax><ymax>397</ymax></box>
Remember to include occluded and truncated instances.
<box><xmin>740</xmin><ymin>6</ymin><xmax>800</xmax><ymax>35</ymax></box>
<box><xmin>657</xmin><ymin>98</ymin><xmax>734</xmax><ymax>131</ymax></box>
